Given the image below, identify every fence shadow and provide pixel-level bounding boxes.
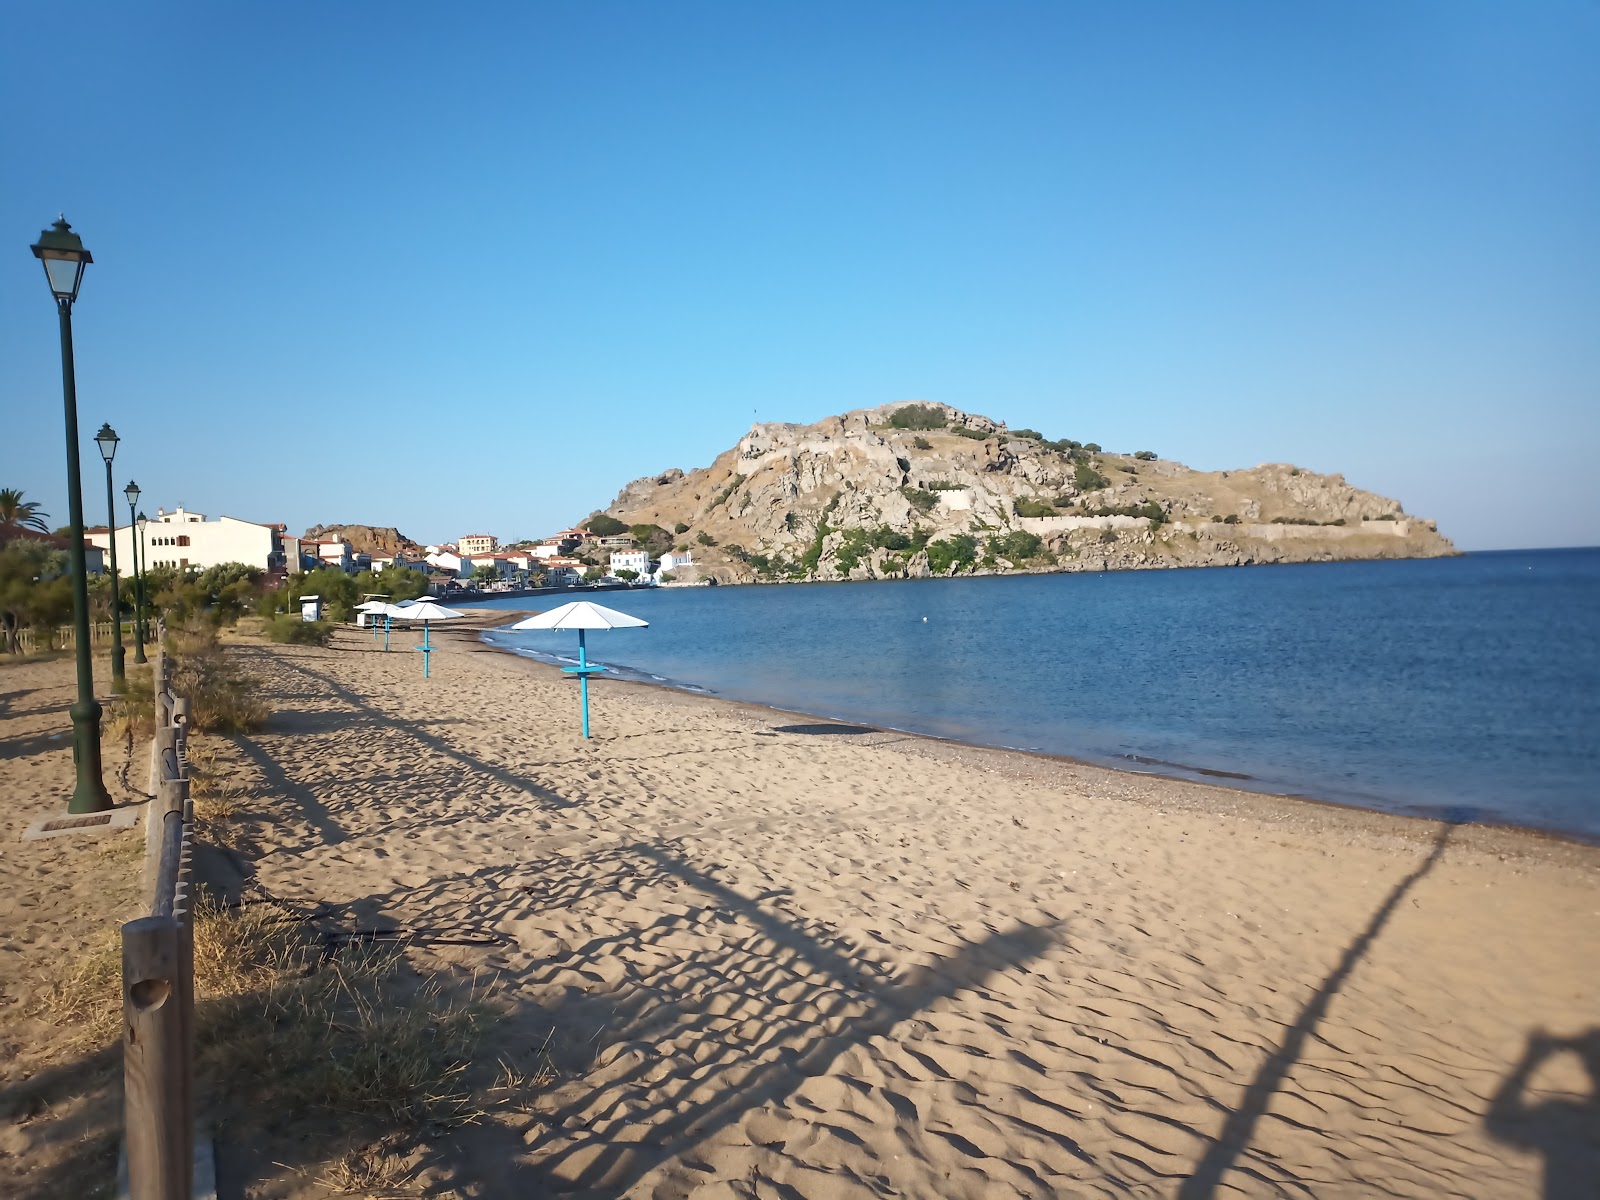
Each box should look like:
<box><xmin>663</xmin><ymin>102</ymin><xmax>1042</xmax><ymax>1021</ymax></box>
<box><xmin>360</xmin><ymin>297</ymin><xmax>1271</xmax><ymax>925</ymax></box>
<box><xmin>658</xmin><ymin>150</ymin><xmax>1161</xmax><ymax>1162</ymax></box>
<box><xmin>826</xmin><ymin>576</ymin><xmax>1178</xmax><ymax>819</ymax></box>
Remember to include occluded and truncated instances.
<box><xmin>1178</xmin><ymin>823</ymin><xmax>1454</xmax><ymax>1199</ymax></box>
<box><xmin>235</xmin><ymin>648</ymin><xmax>578</xmax><ymax>814</ymax></box>
<box><xmin>1487</xmin><ymin>1028</ymin><xmax>1600</xmax><ymax>1199</ymax></box>
<box><xmin>313</xmin><ymin>837</ymin><xmax>1066</xmax><ymax>1196</ymax></box>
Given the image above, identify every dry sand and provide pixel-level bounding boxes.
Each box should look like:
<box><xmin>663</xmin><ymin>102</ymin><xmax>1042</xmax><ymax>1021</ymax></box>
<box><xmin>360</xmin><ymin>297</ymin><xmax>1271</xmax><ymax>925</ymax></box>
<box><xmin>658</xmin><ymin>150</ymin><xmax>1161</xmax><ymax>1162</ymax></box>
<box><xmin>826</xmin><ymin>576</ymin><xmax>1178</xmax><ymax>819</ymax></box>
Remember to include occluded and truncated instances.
<box><xmin>4</xmin><ymin>622</ymin><xmax>1598</xmax><ymax>1198</ymax></box>
<box><xmin>0</xmin><ymin>652</ymin><xmax>146</xmax><ymax>1198</ymax></box>
<box><xmin>229</xmin><ymin>619</ymin><xmax>1598</xmax><ymax>1199</ymax></box>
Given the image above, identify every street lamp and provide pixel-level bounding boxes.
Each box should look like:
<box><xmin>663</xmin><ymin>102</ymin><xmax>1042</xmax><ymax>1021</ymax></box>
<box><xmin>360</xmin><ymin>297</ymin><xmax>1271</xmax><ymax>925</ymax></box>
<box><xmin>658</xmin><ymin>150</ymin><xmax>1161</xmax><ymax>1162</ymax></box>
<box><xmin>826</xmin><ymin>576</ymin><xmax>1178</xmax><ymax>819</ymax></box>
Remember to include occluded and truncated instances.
<box><xmin>94</xmin><ymin>424</ymin><xmax>126</xmax><ymax>691</ymax></box>
<box><xmin>137</xmin><ymin>512</ymin><xmax>151</xmax><ymax>653</ymax></box>
<box><xmin>31</xmin><ymin>216</ymin><xmax>111</xmax><ymax>813</ymax></box>
<box><xmin>124</xmin><ymin>481</ymin><xmax>146</xmax><ymax>664</ymax></box>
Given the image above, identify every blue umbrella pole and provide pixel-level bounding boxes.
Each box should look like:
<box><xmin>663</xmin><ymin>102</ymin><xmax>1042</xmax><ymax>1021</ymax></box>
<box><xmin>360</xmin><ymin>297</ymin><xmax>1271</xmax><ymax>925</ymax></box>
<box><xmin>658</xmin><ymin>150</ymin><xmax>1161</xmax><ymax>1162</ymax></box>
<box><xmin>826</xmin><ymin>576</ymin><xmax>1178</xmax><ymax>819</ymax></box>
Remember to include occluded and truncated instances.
<box><xmin>579</xmin><ymin>628</ymin><xmax>590</xmax><ymax>738</ymax></box>
<box><xmin>384</xmin><ymin>616</ymin><xmax>391</xmax><ymax>651</ymax></box>
<box><xmin>418</xmin><ymin>621</ymin><xmax>432</xmax><ymax>677</ymax></box>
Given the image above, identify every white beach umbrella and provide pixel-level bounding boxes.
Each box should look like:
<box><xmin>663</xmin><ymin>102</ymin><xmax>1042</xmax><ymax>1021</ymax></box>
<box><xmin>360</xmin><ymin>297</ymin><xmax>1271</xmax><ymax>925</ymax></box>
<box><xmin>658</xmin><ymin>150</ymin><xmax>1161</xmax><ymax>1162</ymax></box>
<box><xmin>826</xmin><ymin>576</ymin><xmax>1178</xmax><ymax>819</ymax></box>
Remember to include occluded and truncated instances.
<box><xmin>507</xmin><ymin>601</ymin><xmax>648</xmax><ymax>737</ymax></box>
<box><xmin>391</xmin><ymin>600</ymin><xmax>462</xmax><ymax>678</ymax></box>
<box><xmin>507</xmin><ymin>601</ymin><xmax>648</xmax><ymax>632</ymax></box>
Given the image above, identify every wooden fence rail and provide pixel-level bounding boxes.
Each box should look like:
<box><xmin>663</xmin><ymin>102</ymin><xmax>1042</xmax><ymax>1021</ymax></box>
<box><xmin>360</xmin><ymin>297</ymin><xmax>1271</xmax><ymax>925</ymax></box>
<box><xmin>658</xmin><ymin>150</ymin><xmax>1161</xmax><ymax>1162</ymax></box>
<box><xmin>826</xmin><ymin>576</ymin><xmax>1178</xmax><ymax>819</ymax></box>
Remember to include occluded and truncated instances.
<box><xmin>13</xmin><ymin>619</ymin><xmax>124</xmax><ymax>655</ymax></box>
<box><xmin>122</xmin><ymin>630</ymin><xmax>196</xmax><ymax>1200</ymax></box>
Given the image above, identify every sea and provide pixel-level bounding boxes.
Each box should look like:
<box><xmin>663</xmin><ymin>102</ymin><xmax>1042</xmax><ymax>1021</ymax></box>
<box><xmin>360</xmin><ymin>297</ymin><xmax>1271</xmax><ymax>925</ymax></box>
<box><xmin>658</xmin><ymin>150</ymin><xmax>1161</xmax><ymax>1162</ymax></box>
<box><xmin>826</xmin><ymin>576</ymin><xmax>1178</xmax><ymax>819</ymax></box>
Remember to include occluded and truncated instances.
<box><xmin>471</xmin><ymin>548</ymin><xmax>1600</xmax><ymax>843</ymax></box>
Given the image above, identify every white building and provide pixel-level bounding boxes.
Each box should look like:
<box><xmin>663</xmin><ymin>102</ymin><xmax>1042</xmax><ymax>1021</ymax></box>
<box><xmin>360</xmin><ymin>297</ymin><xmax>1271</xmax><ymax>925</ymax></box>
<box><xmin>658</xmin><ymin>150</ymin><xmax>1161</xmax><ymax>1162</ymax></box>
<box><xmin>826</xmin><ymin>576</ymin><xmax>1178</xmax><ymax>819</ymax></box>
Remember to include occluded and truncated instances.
<box><xmin>530</xmin><ymin>543</ymin><xmax>562</xmax><ymax>560</ymax></box>
<box><xmin>656</xmin><ymin>550</ymin><xmax>693</xmax><ymax>575</ymax></box>
<box><xmin>314</xmin><ymin>540</ymin><xmax>355</xmax><ymax>572</ymax></box>
<box><xmin>425</xmin><ymin>550</ymin><xmax>467</xmax><ymax>577</ymax></box>
<box><xmin>466</xmin><ymin>554</ymin><xmax>517</xmax><ymax>580</ymax></box>
<box><xmin>87</xmin><ymin>506</ymin><xmax>291</xmax><ymax>575</ymax></box>
<box><xmin>610</xmin><ymin>550</ymin><xmax>650</xmax><ymax>576</ymax></box>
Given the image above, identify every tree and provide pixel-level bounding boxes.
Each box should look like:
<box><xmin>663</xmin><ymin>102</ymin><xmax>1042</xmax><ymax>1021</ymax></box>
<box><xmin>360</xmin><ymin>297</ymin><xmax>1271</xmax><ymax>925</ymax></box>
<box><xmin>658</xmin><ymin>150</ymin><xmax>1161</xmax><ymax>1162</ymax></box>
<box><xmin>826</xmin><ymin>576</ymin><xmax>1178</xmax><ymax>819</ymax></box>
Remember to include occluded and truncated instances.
<box><xmin>696</xmin><ymin>531</ymin><xmax>717</xmax><ymax>547</ymax></box>
<box><xmin>926</xmin><ymin>534</ymin><xmax>978</xmax><ymax>574</ymax></box>
<box><xmin>586</xmin><ymin>514</ymin><xmax>626</xmax><ymax>537</ymax></box>
<box><xmin>674</xmin><ymin>522</ymin><xmax>690</xmax><ymax>534</ymax></box>
<box><xmin>1133</xmin><ymin>450</ymin><xmax>1157</xmax><ymax>461</ymax></box>
<box><xmin>582</xmin><ymin>567</ymin><xmax>604</xmax><ymax>583</ymax></box>
<box><xmin>0</xmin><ymin>488</ymin><xmax>50</xmax><ymax>536</ymax></box>
<box><xmin>615</xmin><ymin>568</ymin><xmax>639</xmax><ymax>581</ymax></box>
<box><xmin>0</xmin><ymin>540</ymin><xmax>63</xmax><ymax>653</ymax></box>
<box><xmin>470</xmin><ymin>562</ymin><xmax>500</xmax><ymax>585</ymax></box>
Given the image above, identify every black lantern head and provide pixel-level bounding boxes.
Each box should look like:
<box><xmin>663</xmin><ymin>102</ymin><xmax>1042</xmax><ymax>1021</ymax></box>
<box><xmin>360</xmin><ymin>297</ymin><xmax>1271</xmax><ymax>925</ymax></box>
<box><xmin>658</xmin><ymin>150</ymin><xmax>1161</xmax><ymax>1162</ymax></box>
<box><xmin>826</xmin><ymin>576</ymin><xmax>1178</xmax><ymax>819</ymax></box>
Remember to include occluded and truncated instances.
<box><xmin>30</xmin><ymin>216</ymin><xmax>92</xmax><ymax>302</ymax></box>
<box><xmin>124</xmin><ymin>480</ymin><xmax>141</xmax><ymax>509</ymax></box>
<box><xmin>95</xmin><ymin>423</ymin><xmax>119</xmax><ymax>464</ymax></box>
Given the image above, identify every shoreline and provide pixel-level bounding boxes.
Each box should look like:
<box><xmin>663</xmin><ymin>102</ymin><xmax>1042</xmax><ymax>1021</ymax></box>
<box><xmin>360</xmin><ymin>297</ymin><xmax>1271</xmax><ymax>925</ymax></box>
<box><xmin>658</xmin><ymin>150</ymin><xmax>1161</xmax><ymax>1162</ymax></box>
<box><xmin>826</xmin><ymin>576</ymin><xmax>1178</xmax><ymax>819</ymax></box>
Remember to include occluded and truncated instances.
<box><xmin>463</xmin><ymin>616</ymin><xmax>1600</xmax><ymax>857</ymax></box>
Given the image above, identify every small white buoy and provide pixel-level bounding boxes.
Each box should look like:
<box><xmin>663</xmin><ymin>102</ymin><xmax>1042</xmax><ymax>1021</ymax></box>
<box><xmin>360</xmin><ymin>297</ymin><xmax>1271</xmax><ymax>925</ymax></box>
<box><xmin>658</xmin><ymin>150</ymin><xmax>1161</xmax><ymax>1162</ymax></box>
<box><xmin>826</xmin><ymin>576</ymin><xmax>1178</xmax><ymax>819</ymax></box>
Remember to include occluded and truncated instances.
<box><xmin>921</xmin><ymin>616</ymin><xmax>928</xmax><ymax>622</ymax></box>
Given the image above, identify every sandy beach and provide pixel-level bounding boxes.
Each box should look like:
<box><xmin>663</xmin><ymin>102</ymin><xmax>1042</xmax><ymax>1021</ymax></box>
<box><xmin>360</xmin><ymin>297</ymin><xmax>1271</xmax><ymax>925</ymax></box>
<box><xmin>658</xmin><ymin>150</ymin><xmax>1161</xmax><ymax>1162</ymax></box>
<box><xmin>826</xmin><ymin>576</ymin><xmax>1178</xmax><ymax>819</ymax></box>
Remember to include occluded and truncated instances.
<box><xmin>4</xmin><ymin>621</ymin><xmax>1598</xmax><ymax>1197</ymax></box>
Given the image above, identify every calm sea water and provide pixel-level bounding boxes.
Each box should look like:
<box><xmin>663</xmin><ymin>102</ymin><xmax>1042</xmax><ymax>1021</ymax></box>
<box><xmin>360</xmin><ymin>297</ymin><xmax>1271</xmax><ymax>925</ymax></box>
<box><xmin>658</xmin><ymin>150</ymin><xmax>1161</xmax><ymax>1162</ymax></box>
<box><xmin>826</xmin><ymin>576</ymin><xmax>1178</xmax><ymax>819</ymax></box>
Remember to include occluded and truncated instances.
<box><xmin>473</xmin><ymin>549</ymin><xmax>1600</xmax><ymax>842</ymax></box>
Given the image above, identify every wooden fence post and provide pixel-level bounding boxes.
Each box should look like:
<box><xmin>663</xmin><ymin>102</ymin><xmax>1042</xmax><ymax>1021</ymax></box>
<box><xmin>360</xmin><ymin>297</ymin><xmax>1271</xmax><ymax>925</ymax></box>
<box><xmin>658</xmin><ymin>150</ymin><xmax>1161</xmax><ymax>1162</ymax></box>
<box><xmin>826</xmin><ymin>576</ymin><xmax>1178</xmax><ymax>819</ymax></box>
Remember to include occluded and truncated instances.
<box><xmin>121</xmin><ymin>915</ymin><xmax>189</xmax><ymax>1200</ymax></box>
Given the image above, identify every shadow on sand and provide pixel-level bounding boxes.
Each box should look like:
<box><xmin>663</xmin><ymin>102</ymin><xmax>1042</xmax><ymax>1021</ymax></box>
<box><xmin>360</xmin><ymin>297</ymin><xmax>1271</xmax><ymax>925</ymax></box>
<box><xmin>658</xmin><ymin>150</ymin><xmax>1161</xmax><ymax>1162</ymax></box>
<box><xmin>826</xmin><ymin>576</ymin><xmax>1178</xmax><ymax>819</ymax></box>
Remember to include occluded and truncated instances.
<box><xmin>1487</xmin><ymin>1028</ymin><xmax>1600</xmax><ymax>1199</ymax></box>
<box><xmin>1178</xmin><ymin>824</ymin><xmax>1455</xmax><ymax>1199</ymax></box>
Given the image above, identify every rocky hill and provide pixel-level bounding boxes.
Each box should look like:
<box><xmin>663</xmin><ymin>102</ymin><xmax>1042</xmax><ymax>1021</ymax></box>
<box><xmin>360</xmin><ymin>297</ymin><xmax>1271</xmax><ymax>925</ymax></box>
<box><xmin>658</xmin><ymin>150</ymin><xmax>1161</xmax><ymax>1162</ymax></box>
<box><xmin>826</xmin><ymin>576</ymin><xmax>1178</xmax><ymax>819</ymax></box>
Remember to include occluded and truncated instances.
<box><xmin>302</xmin><ymin>523</ymin><xmax>422</xmax><ymax>558</ymax></box>
<box><xmin>591</xmin><ymin>402</ymin><xmax>1456</xmax><ymax>584</ymax></box>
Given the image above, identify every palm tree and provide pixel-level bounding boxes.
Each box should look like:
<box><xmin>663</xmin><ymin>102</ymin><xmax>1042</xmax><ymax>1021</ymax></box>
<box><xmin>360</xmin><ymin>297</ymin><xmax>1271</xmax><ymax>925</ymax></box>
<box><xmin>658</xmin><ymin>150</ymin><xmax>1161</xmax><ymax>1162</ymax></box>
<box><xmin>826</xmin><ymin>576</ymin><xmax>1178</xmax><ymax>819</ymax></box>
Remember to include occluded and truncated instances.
<box><xmin>0</xmin><ymin>488</ymin><xmax>50</xmax><ymax>536</ymax></box>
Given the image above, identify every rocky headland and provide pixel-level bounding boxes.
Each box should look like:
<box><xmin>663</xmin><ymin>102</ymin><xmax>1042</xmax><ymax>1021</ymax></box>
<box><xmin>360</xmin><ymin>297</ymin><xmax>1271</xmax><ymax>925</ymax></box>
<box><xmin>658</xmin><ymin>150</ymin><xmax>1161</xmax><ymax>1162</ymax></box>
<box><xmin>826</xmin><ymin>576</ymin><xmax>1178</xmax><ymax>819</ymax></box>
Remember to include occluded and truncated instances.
<box><xmin>592</xmin><ymin>402</ymin><xmax>1456</xmax><ymax>584</ymax></box>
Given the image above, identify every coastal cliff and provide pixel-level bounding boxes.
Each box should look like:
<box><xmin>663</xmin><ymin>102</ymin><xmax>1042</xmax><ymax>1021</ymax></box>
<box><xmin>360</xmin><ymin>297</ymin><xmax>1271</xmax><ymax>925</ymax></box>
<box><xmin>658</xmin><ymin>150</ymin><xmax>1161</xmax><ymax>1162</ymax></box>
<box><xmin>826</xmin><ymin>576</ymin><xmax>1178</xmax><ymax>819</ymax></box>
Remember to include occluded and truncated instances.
<box><xmin>593</xmin><ymin>402</ymin><xmax>1456</xmax><ymax>583</ymax></box>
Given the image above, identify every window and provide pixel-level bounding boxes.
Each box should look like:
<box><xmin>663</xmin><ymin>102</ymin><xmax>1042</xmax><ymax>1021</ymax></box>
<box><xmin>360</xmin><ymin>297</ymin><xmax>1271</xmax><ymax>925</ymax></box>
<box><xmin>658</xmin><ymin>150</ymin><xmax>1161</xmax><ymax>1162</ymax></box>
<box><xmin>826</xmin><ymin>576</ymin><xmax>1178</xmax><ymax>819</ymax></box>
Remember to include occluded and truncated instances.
<box><xmin>177</xmin><ymin>535</ymin><xmax>190</xmax><ymax>547</ymax></box>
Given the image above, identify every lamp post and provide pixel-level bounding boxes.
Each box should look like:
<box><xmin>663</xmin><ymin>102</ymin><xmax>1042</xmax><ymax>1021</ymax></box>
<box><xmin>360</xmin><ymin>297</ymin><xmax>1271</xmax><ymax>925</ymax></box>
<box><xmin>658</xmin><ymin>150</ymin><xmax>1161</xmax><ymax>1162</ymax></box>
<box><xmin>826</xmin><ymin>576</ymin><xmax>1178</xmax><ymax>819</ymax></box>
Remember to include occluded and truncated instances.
<box><xmin>31</xmin><ymin>216</ymin><xmax>111</xmax><ymax>814</ymax></box>
<box><xmin>137</xmin><ymin>513</ymin><xmax>150</xmax><ymax>650</ymax></box>
<box><xmin>125</xmin><ymin>481</ymin><xmax>146</xmax><ymax>664</ymax></box>
<box><xmin>94</xmin><ymin>424</ymin><xmax>126</xmax><ymax>691</ymax></box>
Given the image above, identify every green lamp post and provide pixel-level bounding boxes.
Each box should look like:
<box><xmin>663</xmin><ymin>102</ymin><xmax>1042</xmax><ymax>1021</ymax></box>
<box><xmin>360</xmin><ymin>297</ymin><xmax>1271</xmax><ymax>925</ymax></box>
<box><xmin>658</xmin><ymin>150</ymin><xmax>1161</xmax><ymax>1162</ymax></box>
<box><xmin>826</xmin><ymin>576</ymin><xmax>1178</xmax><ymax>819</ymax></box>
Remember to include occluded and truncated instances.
<box><xmin>124</xmin><ymin>485</ymin><xmax>147</xmax><ymax>664</ymax></box>
<box><xmin>94</xmin><ymin>424</ymin><xmax>126</xmax><ymax>691</ymax></box>
<box><xmin>31</xmin><ymin>216</ymin><xmax>112</xmax><ymax>814</ymax></box>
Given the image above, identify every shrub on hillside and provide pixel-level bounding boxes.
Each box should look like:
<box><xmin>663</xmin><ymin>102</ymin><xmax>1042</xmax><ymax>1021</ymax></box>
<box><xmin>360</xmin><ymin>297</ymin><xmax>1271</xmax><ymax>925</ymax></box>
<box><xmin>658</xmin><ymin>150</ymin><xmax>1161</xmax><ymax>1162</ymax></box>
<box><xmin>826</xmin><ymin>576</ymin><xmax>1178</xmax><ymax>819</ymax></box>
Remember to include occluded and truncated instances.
<box><xmin>887</xmin><ymin>404</ymin><xmax>947</xmax><ymax>430</ymax></box>
<box><xmin>1013</xmin><ymin>499</ymin><xmax>1056</xmax><ymax>518</ymax></box>
<box><xmin>586</xmin><ymin>514</ymin><xmax>627</xmax><ymax>537</ymax></box>
<box><xmin>911</xmin><ymin>436</ymin><xmax>933</xmax><ymax>450</ymax></box>
<box><xmin>926</xmin><ymin>534</ymin><xmax>978</xmax><ymax>574</ymax></box>
<box><xmin>1073</xmin><ymin>462</ymin><xmax>1110</xmax><ymax>492</ymax></box>
<box><xmin>1133</xmin><ymin>450</ymin><xmax>1157</xmax><ymax>460</ymax></box>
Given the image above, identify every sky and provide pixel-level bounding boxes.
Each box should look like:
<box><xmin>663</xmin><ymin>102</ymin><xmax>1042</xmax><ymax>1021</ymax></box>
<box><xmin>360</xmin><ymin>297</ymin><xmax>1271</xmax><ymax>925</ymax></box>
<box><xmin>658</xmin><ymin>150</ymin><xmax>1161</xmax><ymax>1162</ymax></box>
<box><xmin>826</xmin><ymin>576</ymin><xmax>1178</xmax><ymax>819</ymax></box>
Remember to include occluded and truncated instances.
<box><xmin>2</xmin><ymin>2</ymin><xmax>1596</xmax><ymax>551</ymax></box>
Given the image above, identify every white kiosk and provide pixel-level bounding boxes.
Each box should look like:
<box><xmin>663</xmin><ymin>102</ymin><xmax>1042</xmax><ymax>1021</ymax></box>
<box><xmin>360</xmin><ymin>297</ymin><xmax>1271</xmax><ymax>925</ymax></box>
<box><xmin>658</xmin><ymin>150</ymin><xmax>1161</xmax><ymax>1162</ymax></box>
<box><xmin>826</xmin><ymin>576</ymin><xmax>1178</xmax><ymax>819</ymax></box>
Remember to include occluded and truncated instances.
<box><xmin>299</xmin><ymin>595</ymin><xmax>321</xmax><ymax>622</ymax></box>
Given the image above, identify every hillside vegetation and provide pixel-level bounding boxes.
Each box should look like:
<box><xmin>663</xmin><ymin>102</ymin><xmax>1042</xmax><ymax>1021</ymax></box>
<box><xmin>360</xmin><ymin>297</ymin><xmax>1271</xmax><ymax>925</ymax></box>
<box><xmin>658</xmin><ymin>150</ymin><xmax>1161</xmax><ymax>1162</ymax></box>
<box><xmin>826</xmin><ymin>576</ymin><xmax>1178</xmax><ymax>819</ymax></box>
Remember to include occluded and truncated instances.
<box><xmin>590</xmin><ymin>402</ymin><xmax>1455</xmax><ymax>584</ymax></box>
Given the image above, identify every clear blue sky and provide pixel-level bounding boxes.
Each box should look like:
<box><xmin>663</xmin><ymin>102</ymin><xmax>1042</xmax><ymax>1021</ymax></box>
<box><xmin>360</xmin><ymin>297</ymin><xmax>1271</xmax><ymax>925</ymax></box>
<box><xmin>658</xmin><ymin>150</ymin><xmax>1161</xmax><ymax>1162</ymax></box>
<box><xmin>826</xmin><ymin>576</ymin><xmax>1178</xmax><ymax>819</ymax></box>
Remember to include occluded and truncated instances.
<box><xmin>3</xmin><ymin>2</ymin><xmax>1596</xmax><ymax>550</ymax></box>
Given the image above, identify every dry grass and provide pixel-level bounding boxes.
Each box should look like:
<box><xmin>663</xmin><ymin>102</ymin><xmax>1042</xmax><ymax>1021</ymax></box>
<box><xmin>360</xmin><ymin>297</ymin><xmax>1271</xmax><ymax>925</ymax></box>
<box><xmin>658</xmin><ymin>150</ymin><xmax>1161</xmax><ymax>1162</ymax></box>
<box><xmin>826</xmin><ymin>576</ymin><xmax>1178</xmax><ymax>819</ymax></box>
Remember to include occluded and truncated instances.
<box><xmin>36</xmin><ymin>928</ymin><xmax>125</xmax><ymax>1047</ymax></box>
<box><xmin>167</xmin><ymin>626</ymin><xmax>269</xmax><ymax>734</ymax></box>
<box><xmin>104</xmin><ymin>663</ymin><xmax>156</xmax><ymax>741</ymax></box>
<box><xmin>38</xmin><ymin>894</ymin><xmax>492</xmax><ymax>1140</ymax></box>
<box><xmin>316</xmin><ymin>1137</ymin><xmax>422</xmax><ymax>1196</ymax></box>
<box><xmin>185</xmin><ymin>737</ymin><xmax>248</xmax><ymax>849</ymax></box>
<box><xmin>192</xmin><ymin>896</ymin><xmax>491</xmax><ymax>1132</ymax></box>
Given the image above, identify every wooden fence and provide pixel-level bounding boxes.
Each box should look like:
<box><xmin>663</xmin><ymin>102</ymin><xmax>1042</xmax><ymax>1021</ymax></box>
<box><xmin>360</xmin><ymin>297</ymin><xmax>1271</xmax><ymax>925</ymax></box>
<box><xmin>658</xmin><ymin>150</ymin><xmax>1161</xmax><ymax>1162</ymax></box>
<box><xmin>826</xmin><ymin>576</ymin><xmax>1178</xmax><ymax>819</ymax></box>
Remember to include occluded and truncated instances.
<box><xmin>122</xmin><ymin>635</ymin><xmax>197</xmax><ymax>1200</ymax></box>
<box><xmin>13</xmin><ymin>619</ymin><xmax>125</xmax><ymax>655</ymax></box>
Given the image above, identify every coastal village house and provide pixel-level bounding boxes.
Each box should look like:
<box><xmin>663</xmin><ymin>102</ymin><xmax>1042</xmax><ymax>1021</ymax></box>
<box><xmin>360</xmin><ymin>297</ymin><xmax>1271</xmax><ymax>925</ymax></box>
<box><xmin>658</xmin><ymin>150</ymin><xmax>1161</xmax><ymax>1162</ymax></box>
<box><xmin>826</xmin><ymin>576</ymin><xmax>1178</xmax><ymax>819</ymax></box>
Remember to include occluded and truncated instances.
<box><xmin>88</xmin><ymin>506</ymin><xmax>291</xmax><ymax>575</ymax></box>
<box><xmin>542</xmin><ymin>556</ymin><xmax>584</xmax><ymax>585</ymax></box>
<box><xmin>610</xmin><ymin>550</ymin><xmax>650</xmax><ymax>576</ymax></box>
<box><xmin>654</xmin><ymin>550</ymin><xmax>693</xmax><ymax>579</ymax></box>
<box><xmin>313</xmin><ymin>540</ymin><xmax>355</xmax><ymax>572</ymax></box>
<box><xmin>459</xmin><ymin>533</ymin><xmax>497</xmax><ymax>556</ymax></box>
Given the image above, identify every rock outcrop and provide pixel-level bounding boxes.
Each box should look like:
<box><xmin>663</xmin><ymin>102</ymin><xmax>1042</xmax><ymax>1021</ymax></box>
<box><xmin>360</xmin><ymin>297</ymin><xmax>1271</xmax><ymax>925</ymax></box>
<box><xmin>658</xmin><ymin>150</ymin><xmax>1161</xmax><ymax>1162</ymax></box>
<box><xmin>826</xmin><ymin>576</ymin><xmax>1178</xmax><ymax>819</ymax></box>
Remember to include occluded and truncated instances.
<box><xmin>587</xmin><ymin>402</ymin><xmax>1456</xmax><ymax>584</ymax></box>
<box><xmin>302</xmin><ymin>524</ymin><xmax>422</xmax><ymax>558</ymax></box>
